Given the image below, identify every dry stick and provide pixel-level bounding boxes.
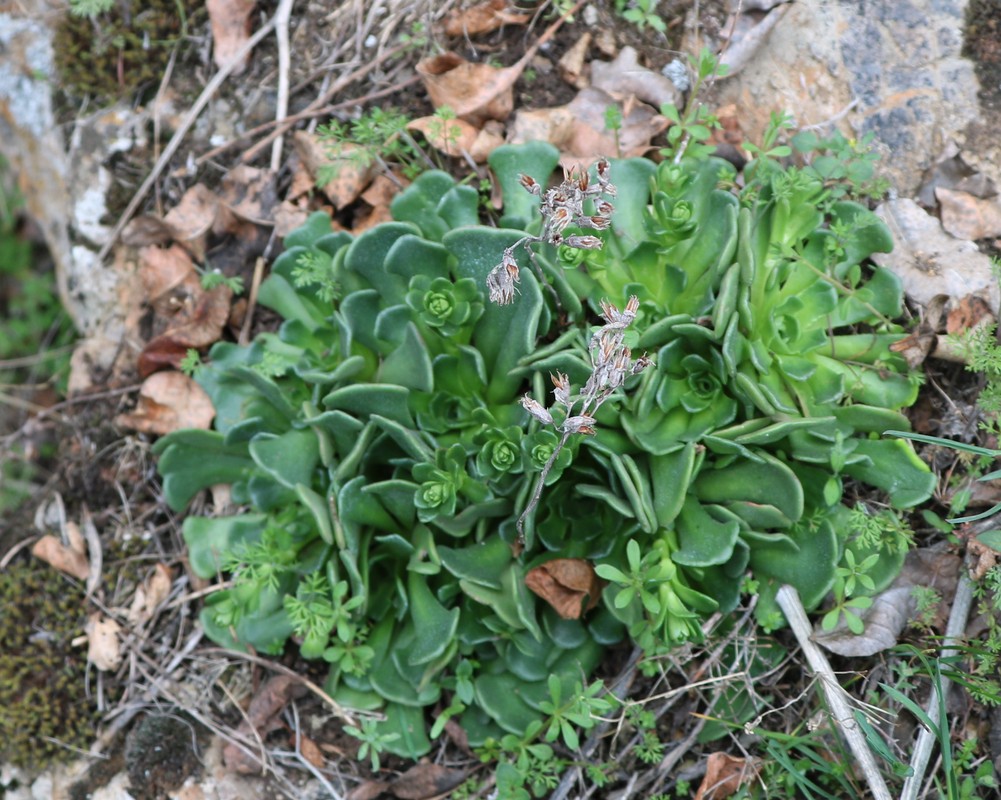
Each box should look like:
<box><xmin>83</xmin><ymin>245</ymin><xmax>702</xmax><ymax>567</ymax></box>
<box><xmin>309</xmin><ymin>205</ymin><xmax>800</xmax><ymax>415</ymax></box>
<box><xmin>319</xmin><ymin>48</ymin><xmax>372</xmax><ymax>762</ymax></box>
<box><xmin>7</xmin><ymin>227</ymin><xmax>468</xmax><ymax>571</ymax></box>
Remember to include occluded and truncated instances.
<box><xmin>95</xmin><ymin>14</ymin><xmax>280</xmax><ymax>264</ymax></box>
<box><xmin>900</xmin><ymin>567</ymin><xmax>975</xmax><ymax>800</ymax></box>
<box><xmin>775</xmin><ymin>585</ymin><xmax>893</xmax><ymax>800</ymax></box>
<box><xmin>239</xmin><ymin>45</ymin><xmax>409</xmax><ymax>164</ymax></box>
<box><xmin>194</xmin><ymin>74</ymin><xmax>420</xmax><ymax>167</ymax></box>
<box><xmin>270</xmin><ymin>0</ymin><xmax>295</xmax><ymax>172</ymax></box>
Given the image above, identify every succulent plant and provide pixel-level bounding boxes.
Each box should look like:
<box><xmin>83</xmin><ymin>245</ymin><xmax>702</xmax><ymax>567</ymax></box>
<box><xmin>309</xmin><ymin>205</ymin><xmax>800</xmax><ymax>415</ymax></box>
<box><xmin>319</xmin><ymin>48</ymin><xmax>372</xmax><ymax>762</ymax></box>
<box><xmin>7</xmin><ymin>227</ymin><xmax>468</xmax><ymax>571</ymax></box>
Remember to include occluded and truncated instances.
<box><xmin>155</xmin><ymin>139</ymin><xmax>932</xmax><ymax>754</ymax></box>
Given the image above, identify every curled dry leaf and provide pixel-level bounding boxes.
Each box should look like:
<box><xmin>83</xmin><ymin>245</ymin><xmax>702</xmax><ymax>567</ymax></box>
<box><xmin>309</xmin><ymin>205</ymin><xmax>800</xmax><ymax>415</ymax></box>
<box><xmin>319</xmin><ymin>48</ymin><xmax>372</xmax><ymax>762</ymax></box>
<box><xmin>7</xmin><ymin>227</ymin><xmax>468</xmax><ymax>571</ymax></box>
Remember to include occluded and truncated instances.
<box><xmin>416</xmin><ymin>52</ymin><xmax>519</xmax><ymax>124</ymax></box>
<box><xmin>936</xmin><ymin>187</ymin><xmax>1001</xmax><ymax>241</ymax></box>
<box><xmin>115</xmin><ymin>371</ymin><xmax>216</xmax><ymax>434</ymax></box>
<box><xmin>293</xmin><ymin>131</ymin><xmax>375</xmax><ymax>209</ymax></box>
<box><xmin>442</xmin><ymin>0</ymin><xmax>531</xmax><ymax>36</ymax></box>
<box><xmin>946</xmin><ymin>294</ymin><xmax>995</xmax><ymax>335</ymax></box>
<box><xmin>86</xmin><ymin>613</ymin><xmax>123</xmax><ymax>671</ymax></box>
<box><xmin>889</xmin><ymin>294</ymin><xmax>948</xmax><ymax>369</ymax></box>
<box><xmin>139</xmin><ymin>244</ymin><xmax>197</xmax><ymax>304</ymax></box>
<box><xmin>224</xmin><ymin>675</ymin><xmax>308</xmax><ymax>773</ymax></box>
<box><xmin>297</xmin><ymin>733</ymin><xmax>326</xmax><ymax>770</ymax></box>
<box><xmin>32</xmin><ymin>533</ymin><xmax>90</xmax><ymax>580</ymax></box>
<box><xmin>695</xmin><ymin>753</ymin><xmax>761</xmax><ymax>800</ymax></box>
<box><xmin>207</xmin><ymin>0</ymin><xmax>256</xmax><ymax>74</ymax></box>
<box><xmin>388</xmin><ymin>762</ymin><xmax>469</xmax><ymax>800</ymax></box>
<box><xmin>525</xmin><ymin>558</ymin><xmax>603</xmax><ymax>619</ymax></box>
<box><xmin>219</xmin><ymin>164</ymin><xmax>278</xmax><ymax>225</ymax></box>
<box><xmin>164</xmin><ymin>184</ymin><xmax>219</xmax><ymax>244</ymax></box>
<box><xmin>407</xmin><ymin>115</ymin><xmax>479</xmax><ymax>157</ymax></box>
<box><xmin>590</xmin><ymin>46</ymin><xmax>680</xmax><ymax>109</ymax></box>
<box><xmin>558</xmin><ymin>32</ymin><xmax>591</xmax><ymax>89</ymax></box>
<box><xmin>121</xmin><ymin>215</ymin><xmax>174</xmax><ymax>247</ymax></box>
<box><xmin>127</xmin><ymin>563</ymin><xmax>174</xmax><ymax>625</ymax></box>
<box><xmin>718</xmin><ymin>3</ymin><xmax>792</xmax><ymax>77</ymax></box>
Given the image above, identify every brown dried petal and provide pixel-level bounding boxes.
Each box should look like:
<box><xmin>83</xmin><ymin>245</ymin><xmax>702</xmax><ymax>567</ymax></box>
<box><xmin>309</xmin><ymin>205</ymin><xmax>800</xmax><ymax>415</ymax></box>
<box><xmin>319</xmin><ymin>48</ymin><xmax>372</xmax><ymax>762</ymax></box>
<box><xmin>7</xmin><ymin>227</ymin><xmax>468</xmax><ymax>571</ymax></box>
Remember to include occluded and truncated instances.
<box><xmin>564</xmin><ymin>234</ymin><xmax>603</xmax><ymax>249</ymax></box>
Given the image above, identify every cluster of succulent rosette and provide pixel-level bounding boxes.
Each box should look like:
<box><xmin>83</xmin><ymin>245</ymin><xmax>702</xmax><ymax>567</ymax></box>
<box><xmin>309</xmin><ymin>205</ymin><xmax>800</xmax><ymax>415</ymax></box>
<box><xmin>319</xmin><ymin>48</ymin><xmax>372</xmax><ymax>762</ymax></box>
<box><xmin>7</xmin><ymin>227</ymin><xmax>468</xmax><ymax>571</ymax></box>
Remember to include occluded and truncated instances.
<box><xmin>155</xmin><ymin>140</ymin><xmax>932</xmax><ymax>755</ymax></box>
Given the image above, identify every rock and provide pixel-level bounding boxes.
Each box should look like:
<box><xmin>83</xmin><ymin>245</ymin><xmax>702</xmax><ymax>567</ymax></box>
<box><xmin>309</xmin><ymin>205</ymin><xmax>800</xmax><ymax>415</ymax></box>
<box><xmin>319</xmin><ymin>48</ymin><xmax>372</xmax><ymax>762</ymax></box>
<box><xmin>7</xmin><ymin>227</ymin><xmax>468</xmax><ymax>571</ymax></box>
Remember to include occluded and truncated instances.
<box><xmin>715</xmin><ymin>0</ymin><xmax>982</xmax><ymax>196</ymax></box>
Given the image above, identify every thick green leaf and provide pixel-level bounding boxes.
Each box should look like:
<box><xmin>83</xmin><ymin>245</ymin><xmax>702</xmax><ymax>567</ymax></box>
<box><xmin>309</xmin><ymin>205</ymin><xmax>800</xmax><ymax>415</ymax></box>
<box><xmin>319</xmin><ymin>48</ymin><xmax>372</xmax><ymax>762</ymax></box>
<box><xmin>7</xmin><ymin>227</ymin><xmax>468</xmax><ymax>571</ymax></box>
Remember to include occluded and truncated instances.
<box><xmin>673</xmin><ymin>497</ymin><xmax>741</xmax><ymax>567</ymax></box>
<box><xmin>650</xmin><ymin>444</ymin><xmax>699</xmax><ymax>527</ymax></box>
<box><xmin>844</xmin><ymin>438</ymin><xmax>935</xmax><ymax>508</ymax></box>
<box><xmin>439</xmin><ymin>536</ymin><xmax>511</xmax><ymax>590</ymax></box>
<box><xmin>248</xmin><ymin>428</ymin><xmax>319</xmax><ymax>489</ymax></box>
<box><xmin>694</xmin><ymin>451</ymin><xmax>804</xmax><ymax>525</ymax></box>
<box><xmin>407</xmin><ymin>572</ymin><xmax>460</xmax><ymax>666</ymax></box>
<box><xmin>488</xmin><ymin>141</ymin><xmax>560</xmax><ymax>229</ymax></box>
<box><xmin>155</xmin><ymin>430</ymin><xmax>254</xmax><ymax>511</ymax></box>
<box><xmin>182</xmin><ymin>514</ymin><xmax>267</xmax><ymax>578</ymax></box>
<box><xmin>322</xmin><ymin>383</ymin><xmax>414</xmax><ymax>426</ymax></box>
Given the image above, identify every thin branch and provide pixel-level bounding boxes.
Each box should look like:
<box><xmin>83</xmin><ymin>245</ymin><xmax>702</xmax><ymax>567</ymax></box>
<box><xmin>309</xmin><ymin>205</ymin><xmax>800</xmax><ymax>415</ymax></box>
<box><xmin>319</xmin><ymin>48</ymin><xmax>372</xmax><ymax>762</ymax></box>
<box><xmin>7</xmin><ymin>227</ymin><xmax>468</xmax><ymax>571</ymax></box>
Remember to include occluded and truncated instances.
<box><xmin>776</xmin><ymin>584</ymin><xmax>893</xmax><ymax>800</ymax></box>
<box><xmin>270</xmin><ymin>0</ymin><xmax>295</xmax><ymax>172</ymax></box>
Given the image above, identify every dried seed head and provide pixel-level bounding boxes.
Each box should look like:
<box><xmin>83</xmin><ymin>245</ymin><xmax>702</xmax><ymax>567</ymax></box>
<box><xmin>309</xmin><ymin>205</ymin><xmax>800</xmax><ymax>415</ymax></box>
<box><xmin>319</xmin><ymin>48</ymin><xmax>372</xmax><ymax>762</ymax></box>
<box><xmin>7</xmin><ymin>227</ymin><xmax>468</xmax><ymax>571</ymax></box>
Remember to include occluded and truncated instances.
<box><xmin>563</xmin><ymin>415</ymin><xmax>597</xmax><ymax>435</ymax></box>
<box><xmin>519</xmin><ymin>173</ymin><xmax>542</xmax><ymax>195</ymax></box>
<box><xmin>563</xmin><ymin>234</ymin><xmax>603</xmax><ymax>250</ymax></box>
<box><xmin>487</xmin><ymin>251</ymin><xmax>521</xmax><ymax>305</ymax></box>
<box><xmin>631</xmin><ymin>353</ymin><xmax>654</xmax><ymax>374</ymax></box>
<box><xmin>586</xmin><ymin>215</ymin><xmax>612</xmax><ymax>230</ymax></box>
<box><xmin>520</xmin><ymin>395</ymin><xmax>555</xmax><ymax>426</ymax></box>
<box><xmin>551</xmin><ymin>372</ymin><xmax>572</xmax><ymax>408</ymax></box>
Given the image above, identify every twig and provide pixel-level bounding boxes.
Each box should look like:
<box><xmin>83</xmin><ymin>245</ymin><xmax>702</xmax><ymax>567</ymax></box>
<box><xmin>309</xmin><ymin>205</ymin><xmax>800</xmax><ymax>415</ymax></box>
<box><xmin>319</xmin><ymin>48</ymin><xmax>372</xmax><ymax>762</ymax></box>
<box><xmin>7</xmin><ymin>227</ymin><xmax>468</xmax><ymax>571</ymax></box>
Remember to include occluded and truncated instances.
<box><xmin>270</xmin><ymin>0</ymin><xmax>295</xmax><ymax>172</ymax></box>
<box><xmin>900</xmin><ymin>568</ymin><xmax>975</xmax><ymax>800</ymax></box>
<box><xmin>95</xmin><ymin>11</ymin><xmax>281</xmax><ymax>264</ymax></box>
<box><xmin>775</xmin><ymin>584</ymin><xmax>893</xmax><ymax>800</ymax></box>
<box><xmin>193</xmin><ymin>75</ymin><xmax>420</xmax><ymax>167</ymax></box>
<box><xmin>239</xmin><ymin>256</ymin><xmax>267</xmax><ymax>346</ymax></box>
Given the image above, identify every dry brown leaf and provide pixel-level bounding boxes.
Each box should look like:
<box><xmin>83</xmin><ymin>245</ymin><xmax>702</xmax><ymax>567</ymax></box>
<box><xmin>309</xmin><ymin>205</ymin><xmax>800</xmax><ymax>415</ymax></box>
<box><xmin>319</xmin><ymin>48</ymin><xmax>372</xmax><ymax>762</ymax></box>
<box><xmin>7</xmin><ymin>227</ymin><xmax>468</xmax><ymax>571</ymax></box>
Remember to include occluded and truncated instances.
<box><xmin>590</xmin><ymin>46</ymin><xmax>680</xmax><ymax>109</ymax></box>
<box><xmin>946</xmin><ymin>294</ymin><xmax>995</xmax><ymax>334</ymax></box>
<box><xmin>164</xmin><ymin>184</ymin><xmax>220</xmax><ymax>242</ymax></box>
<box><xmin>32</xmin><ymin>533</ymin><xmax>89</xmax><ymax>580</ymax></box>
<box><xmin>128</xmin><ymin>563</ymin><xmax>173</xmax><ymax>625</ymax></box>
<box><xmin>389</xmin><ymin>762</ymin><xmax>468</xmax><ymax>799</ymax></box>
<box><xmin>416</xmin><ymin>52</ymin><xmax>519</xmax><ymax>124</ymax></box>
<box><xmin>115</xmin><ymin>371</ymin><xmax>216</xmax><ymax>434</ymax></box>
<box><xmin>558</xmin><ymin>32</ymin><xmax>591</xmax><ymax>89</ymax></box>
<box><xmin>224</xmin><ymin>675</ymin><xmax>308</xmax><ymax>773</ymax></box>
<box><xmin>219</xmin><ymin>165</ymin><xmax>278</xmax><ymax>225</ymax></box>
<box><xmin>471</xmin><ymin>121</ymin><xmax>506</xmax><ymax>163</ymax></box>
<box><xmin>346</xmin><ymin>781</ymin><xmax>391</xmax><ymax>800</ymax></box>
<box><xmin>121</xmin><ymin>215</ymin><xmax>175</xmax><ymax>247</ymax></box>
<box><xmin>297</xmin><ymin>733</ymin><xmax>326</xmax><ymax>770</ymax></box>
<box><xmin>936</xmin><ymin>187</ymin><xmax>1001</xmax><ymax>240</ymax></box>
<box><xmin>442</xmin><ymin>0</ymin><xmax>531</xmax><ymax>36</ymax></box>
<box><xmin>407</xmin><ymin>115</ymin><xmax>480</xmax><ymax>157</ymax></box>
<box><xmin>139</xmin><ymin>244</ymin><xmax>197</xmax><ymax>304</ymax></box>
<box><xmin>525</xmin><ymin>558</ymin><xmax>603</xmax><ymax>619</ymax></box>
<box><xmin>695</xmin><ymin>753</ymin><xmax>760</xmax><ymax>800</ymax></box>
<box><xmin>86</xmin><ymin>613</ymin><xmax>123</xmax><ymax>672</ymax></box>
<box><xmin>968</xmin><ymin>537</ymin><xmax>999</xmax><ymax>581</ymax></box>
<box><xmin>274</xmin><ymin>199</ymin><xmax>311</xmax><ymax>238</ymax></box>
<box><xmin>360</xmin><ymin>173</ymin><xmax>404</xmax><ymax>210</ymax></box>
<box><xmin>507</xmin><ymin>105</ymin><xmax>577</xmax><ymax>150</ymax></box>
<box><xmin>293</xmin><ymin>131</ymin><xmax>375</xmax><ymax>209</ymax></box>
<box><xmin>207</xmin><ymin>0</ymin><xmax>255</xmax><ymax>74</ymax></box>
<box><xmin>889</xmin><ymin>294</ymin><xmax>948</xmax><ymax>369</ymax></box>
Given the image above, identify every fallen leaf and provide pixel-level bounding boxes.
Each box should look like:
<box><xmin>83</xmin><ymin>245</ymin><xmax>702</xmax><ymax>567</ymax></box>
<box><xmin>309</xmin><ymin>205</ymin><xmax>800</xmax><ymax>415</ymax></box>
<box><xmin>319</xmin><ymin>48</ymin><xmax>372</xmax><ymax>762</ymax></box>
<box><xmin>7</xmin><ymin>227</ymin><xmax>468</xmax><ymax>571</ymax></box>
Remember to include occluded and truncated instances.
<box><xmin>889</xmin><ymin>294</ymin><xmax>948</xmax><ymax>368</ymax></box>
<box><xmin>115</xmin><ymin>371</ymin><xmax>216</xmax><ymax>434</ymax></box>
<box><xmin>470</xmin><ymin>121</ymin><xmax>506</xmax><ymax>163</ymax></box>
<box><xmin>164</xmin><ymin>184</ymin><xmax>220</xmax><ymax>243</ymax></box>
<box><xmin>32</xmin><ymin>533</ymin><xmax>89</xmax><ymax>580</ymax></box>
<box><xmin>873</xmin><ymin>199</ymin><xmax>1000</xmax><ymax>314</ymax></box>
<box><xmin>416</xmin><ymin>52</ymin><xmax>519</xmax><ymax>124</ymax></box>
<box><xmin>218</xmin><ymin>165</ymin><xmax>278</xmax><ymax>225</ymax></box>
<box><xmin>442</xmin><ymin>0</ymin><xmax>532</xmax><ymax>36</ymax></box>
<box><xmin>293</xmin><ymin>131</ymin><xmax>375</xmax><ymax>209</ymax></box>
<box><xmin>297</xmin><ymin>733</ymin><xmax>326</xmax><ymax>770</ymax></box>
<box><xmin>590</xmin><ymin>46</ymin><xmax>680</xmax><ymax>109</ymax></box>
<box><xmin>695</xmin><ymin>753</ymin><xmax>760</xmax><ymax>800</ymax></box>
<box><xmin>122</xmin><ymin>215</ymin><xmax>175</xmax><ymax>247</ymax></box>
<box><xmin>936</xmin><ymin>187</ymin><xmax>1001</xmax><ymax>240</ymax></box>
<box><xmin>718</xmin><ymin>4</ymin><xmax>792</xmax><ymax>78</ymax></box>
<box><xmin>407</xmin><ymin>115</ymin><xmax>480</xmax><ymax>157</ymax></box>
<box><xmin>87</xmin><ymin>613</ymin><xmax>123</xmax><ymax>671</ymax></box>
<box><xmin>917</xmin><ymin>141</ymin><xmax>998</xmax><ymax>207</ymax></box>
<box><xmin>224</xmin><ymin>675</ymin><xmax>308</xmax><ymax>773</ymax></box>
<box><xmin>137</xmin><ymin>337</ymin><xmax>193</xmax><ymax>377</ymax></box>
<box><xmin>968</xmin><ymin>536</ymin><xmax>999</xmax><ymax>582</ymax></box>
<box><xmin>207</xmin><ymin>0</ymin><xmax>255</xmax><ymax>74</ymax></box>
<box><xmin>946</xmin><ymin>294</ymin><xmax>995</xmax><ymax>334</ymax></box>
<box><xmin>525</xmin><ymin>558</ymin><xmax>603</xmax><ymax>619</ymax></box>
<box><xmin>346</xmin><ymin>781</ymin><xmax>390</xmax><ymax>800</ymax></box>
<box><xmin>274</xmin><ymin>199</ymin><xmax>312</xmax><ymax>238</ymax></box>
<box><xmin>389</xmin><ymin>762</ymin><xmax>468</xmax><ymax>799</ymax></box>
<box><xmin>139</xmin><ymin>244</ymin><xmax>197</xmax><ymax>304</ymax></box>
<box><xmin>558</xmin><ymin>32</ymin><xmax>591</xmax><ymax>89</ymax></box>
<box><xmin>128</xmin><ymin>563</ymin><xmax>174</xmax><ymax>625</ymax></box>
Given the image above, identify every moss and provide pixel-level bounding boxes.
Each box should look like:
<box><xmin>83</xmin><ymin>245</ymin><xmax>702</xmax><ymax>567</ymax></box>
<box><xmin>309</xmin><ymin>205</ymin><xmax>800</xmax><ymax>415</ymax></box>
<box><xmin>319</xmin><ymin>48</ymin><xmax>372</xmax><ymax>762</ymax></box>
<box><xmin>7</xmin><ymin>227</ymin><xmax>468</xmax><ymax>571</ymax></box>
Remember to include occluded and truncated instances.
<box><xmin>53</xmin><ymin>0</ymin><xmax>203</xmax><ymax>102</ymax></box>
<box><xmin>0</xmin><ymin>560</ymin><xmax>98</xmax><ymax>770</ymax></box>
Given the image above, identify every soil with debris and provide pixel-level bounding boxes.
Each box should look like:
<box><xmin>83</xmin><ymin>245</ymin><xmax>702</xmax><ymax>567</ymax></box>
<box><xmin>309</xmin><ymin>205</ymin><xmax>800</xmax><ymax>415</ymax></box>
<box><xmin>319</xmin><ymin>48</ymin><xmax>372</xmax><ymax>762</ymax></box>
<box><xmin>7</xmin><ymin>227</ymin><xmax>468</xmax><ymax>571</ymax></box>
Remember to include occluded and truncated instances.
<box><xmin>4</xmin><ymin>0</ymin><xmax>1001</xmax><ymax>798</ymax></box>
